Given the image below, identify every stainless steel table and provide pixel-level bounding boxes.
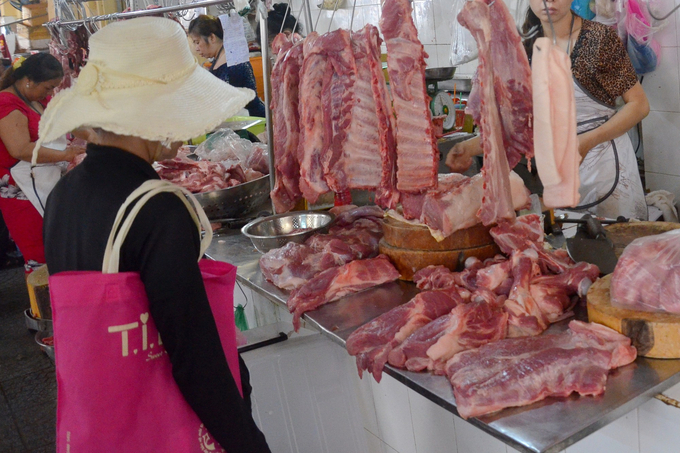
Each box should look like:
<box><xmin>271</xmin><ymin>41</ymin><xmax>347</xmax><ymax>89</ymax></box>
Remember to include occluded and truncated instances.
<box><xmin>206</xmin><ymin>231</ymin><xmax>680</xmax><ymax>453</ymax></box>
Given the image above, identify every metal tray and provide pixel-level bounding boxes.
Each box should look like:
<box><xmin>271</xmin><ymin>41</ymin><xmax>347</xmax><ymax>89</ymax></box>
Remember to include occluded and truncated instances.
<box><xmin>192</xmin><ymin>174</ymin><xmax>271</xmax><ymax>221</ymax></box>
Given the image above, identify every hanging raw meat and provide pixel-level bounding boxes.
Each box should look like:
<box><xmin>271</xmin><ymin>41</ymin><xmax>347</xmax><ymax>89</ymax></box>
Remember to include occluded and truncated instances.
<box><xmin>380</xmin><ymin>0</ymin><xmax>438</xmax><ymax>194</ymax></box>
<box><xmin>458</xmin><ymin>0</ymin><xmax>516</xmax><ymax>226</ymax></box>
<box><xmin>321</xmin><ymin>29</ymin><xmax>356</xmax><ymax>193</ymax></box>
<box><xmin>467</xmin><ymin>0</ymin><xmax>534</xmax><ymax>168</ymax></box>
<box><xmin>270</xmin><ymin>35</ymin><xmax>304</xmax><ymax>213</ymax></box>
<box><xmin>325</xmin><ymin>25</ymin><xmax>399</xmax><ymax>209</ymax></box>
<box><xmin>297</xmin><ymin>32</ymin><xmax>332</xmax><ymax>203</ymax></box>
<box><xmin>532</xmin><ymin>37</ymin><xmax>580</xmax><ymax>208</ymax></box>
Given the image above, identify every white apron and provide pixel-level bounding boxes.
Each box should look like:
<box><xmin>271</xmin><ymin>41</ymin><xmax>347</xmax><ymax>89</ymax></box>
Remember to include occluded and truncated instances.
<box><xmin>571</xmin><ymin>80</ymin><xmax>648</xmax><ymax>220</ymax></box>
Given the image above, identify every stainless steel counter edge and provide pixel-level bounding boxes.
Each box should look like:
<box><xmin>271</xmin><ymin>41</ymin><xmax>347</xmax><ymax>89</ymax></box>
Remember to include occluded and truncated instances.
<box><xmin>207</xmin><ymin>233</ymin><xmax>680</xmax><ymax>453</ymax></box>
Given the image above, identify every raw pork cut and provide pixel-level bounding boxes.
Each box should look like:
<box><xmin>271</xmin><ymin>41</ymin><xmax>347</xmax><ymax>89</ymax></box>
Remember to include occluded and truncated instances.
<box><xmin>155</xmin><ymin>159</ymin><xmax>230</xmax><ymax>193</ymax></box>
<box><xmin>380</xmin><ymin>0</ymin><xmax>438</xmax><ymax>193</ymax></box>
<box><xmin>328</xmin><ymin>25</ymin><xmax>399</xmax><ymax>209</ymax></box>
<box><xmin>610</xmin><ymin>229</ymin><xmax>680</xmax><ymax>313</ymax></box>
<box><xmin>259</xmin><ymin>242</ymin><xmax>345</xmax><ymax>291</ymax></box>
<box><xmin>532</xmin><ymin>37</ymin><xmax>580</xmax><ymax>208</ymax></box>
<box><xmin>387</xmin><ymin>299</ymin><xmax>508</xmax><ymax>373</ymax></box>
<box><xmin>503</xmin><ymin>249</ymin><xmax>546</xmax><ymax>337</ymax></box>
<box><xmin>458</xmin><ymin>0</ymin><xmax>516</xmax><ymax>226</ymax></box>
<box><xmin>259</xmin><ymin>205</ymin><xmax>385</xmax><ymax>290</ymax></box>
<box><xmin>490</xmin><ymin>214</ymin><xmax>576</xmax><ymax>274</ymax></box>
<box><xmin>473</xmin><ymin>0</ymin><xmax>534</xmax><ymax>168</ymax></box>
<box><xmin>445</xmin><ymin>320</ymin><xmax>636</xmax><ymax>419</ymax></box>
<box><xmin>321</xmin><ymin>29</ymin><xmax>356</xmax><ymax>195</ymax></box>
<box><xmin>297</xmin><ymin>32</ymin><xmax>332</xmax><ymax>203</ymax></box>
<box><xmin>346</xmin><ymin>286</ymin><xmax>470</xmax><ymax>382</ymax></box>
<box><xmin>270</xmin><ymin>38</ymin><xmax>304</xmax><ymax>212</ymax></box>
<box><xmin>288</xmin><ymin>255</ymin><xmax>400</xmax><ymax>331</ymax></box>
<box><xmin>420</xmin><ymin>171</ymin><xmax>530</xmax><ymax>241</ymax></box>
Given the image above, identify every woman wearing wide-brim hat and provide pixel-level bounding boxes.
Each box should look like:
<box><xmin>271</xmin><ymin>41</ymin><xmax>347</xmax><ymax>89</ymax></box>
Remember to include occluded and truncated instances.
<box><xmin>37</xmin><ymin>17</ymin><xmax>270</xmax><ymax>453</ymax></box>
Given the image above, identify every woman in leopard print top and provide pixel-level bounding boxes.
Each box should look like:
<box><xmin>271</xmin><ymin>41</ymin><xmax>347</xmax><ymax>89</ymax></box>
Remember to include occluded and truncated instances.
<box><xmin>521</xmin><ymin>0</ymin><xmax>650</xmax><ymax>219</ymax></box>
<box><xmin>447</xmin><ymin>0</ymin><xmax>650</xmax><ymax>220</ymax></box>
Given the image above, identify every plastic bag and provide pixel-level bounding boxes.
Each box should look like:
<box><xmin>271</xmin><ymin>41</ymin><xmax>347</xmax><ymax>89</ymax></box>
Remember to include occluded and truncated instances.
<box><xmin>571</xmin><ymin>0</ymin><xmax>596</xmax><ymax>20</ymax></box>
<box><xmin>195</xmin><ymin>128</ymin><xmax>253</xmax><ymax>165</ymax></box>
<box><xmin>624</xmin><ymin>0</ymin><xmax>663</xmax><ymax>73</ymax></box>
<box><xmin>610</xmin><ymin>229</ymin><xmax>680</xmax><ymax>313</ymax></box>
<box><xmin>449</xmin><ymin>0</ymin><xmax>478</xmax><ymax>66</ymax></box>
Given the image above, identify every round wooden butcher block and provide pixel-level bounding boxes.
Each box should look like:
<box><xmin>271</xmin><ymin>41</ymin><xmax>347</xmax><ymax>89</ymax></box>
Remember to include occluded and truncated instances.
<box><xmin>379</xmin><ymin>238</ymin><xmax>500</xmax><ymax>281</ymax></box>
<box><xmin>587</xmin><ymin>274</ymin><xmax>680</xmax><ymax>358</ymax></box>
<box><xmin>605</xmin><ymin>221</ymin><xmax>680</xmax><ymax>258</ymax></box>
<box><xmin>382</xmin><ymin>217</ymin><xmax>495</xmax><ymax>251</ymax></box>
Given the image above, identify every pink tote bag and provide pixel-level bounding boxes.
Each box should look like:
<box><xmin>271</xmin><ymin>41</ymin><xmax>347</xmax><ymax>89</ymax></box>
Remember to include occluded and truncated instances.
<box><xmin>49</xmin><ymin>180</ymin><xmax>241</xmax><ymax>453</ymax></box>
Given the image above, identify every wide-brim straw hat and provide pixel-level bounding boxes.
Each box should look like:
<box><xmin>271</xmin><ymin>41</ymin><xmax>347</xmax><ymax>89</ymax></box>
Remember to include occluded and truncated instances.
<box><xmin>33</xmin><ymin>16</ymin><xmax>255</xmax><ymax>164</ymax></box>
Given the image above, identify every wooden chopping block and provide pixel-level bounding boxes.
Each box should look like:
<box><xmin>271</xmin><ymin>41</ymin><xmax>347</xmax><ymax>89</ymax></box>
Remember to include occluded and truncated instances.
<box><xmin>605</xmin><ymin>221</ymin><xmax>680</xmax><ymax>258</ymax></box>
<box><xmin>382</xmin><ymin>217</ymin><xmax>494</xmax><ymax>251</ymax></box>
<box><xmin>587</xmin><ymin>274</ymin><xmax>680</xmax><ymax>358</ymax></box>
<box><xmin>379</xmin><ymin>239</ymin><xmax>500</xmax><ymax>281</ymax></box>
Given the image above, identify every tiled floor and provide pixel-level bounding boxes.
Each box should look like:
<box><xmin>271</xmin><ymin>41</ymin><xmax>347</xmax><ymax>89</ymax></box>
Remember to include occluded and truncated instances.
<box><xmin>0</xmin><ymin>265</ymin><xmax>56</xmax><ymax>453</ymax></box>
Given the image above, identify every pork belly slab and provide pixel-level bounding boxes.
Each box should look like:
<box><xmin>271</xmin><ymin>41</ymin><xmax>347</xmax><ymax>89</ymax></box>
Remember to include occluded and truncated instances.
<box><xmin>380</xmin><ymin>0</ymin><xmax>438</xmax><ymax>194</ymax></box>
<box><xmin>532</xmin><ymin>37</ymin><xmax>580</xmax><ymax>208</ymax></box>
<box><xmin>445</xmin><ymin>320</ymin><xmax>637</xmax><ymax>419</ymax></box>
<box><xmin>288</xmin><ymin>255</ymin><xmax>400</xmax><ymax>331</ymax></box>
<box><xmin>346</xmin><ymin>286</ymin><xmax>470</xmax><ymax>382</ymax></box>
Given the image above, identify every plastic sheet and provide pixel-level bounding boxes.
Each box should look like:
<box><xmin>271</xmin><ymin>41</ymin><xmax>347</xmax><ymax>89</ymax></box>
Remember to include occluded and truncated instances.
<box><xmin>449</xmin><ymin>0</ymin><xmax>478</xmax><ymax>66</ymax></box>
<box><xmin>624</xmin><ymin>0</ymin><xmax>663</xmax><ymax>73</ymax></box>
<box><xmin>195</xmin><ymin>128</ymin><xmax>269</xmax><ymax>175</ymax></box>
<box><xmin>610</xmin><ymin>229</ymin><xmax>680</xmax><ymax>313</ymax></box>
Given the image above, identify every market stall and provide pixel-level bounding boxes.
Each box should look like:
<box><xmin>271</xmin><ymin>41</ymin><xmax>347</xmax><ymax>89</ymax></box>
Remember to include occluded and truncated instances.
<box><xmin>205</xmin><ymin>230</ymin><xmax>680</xmax><ymax>453</ymax></box>
<box><xmin>36</xmin><ymin>0</ymin><xmax>680</xmax><ymax>451</ymax></box>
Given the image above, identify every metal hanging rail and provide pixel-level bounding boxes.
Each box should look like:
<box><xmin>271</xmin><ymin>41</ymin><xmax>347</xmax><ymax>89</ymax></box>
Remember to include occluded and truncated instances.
<box><xmin>49</xmin><ymin>0</ymin><xmax>235</xmax><ymax>27</ymax></box>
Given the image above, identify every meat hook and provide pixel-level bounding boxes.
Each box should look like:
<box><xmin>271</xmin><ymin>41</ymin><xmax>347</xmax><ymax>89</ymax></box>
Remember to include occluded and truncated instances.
<box><xmin>647</xmin><ymin>0</ymin><xmax>680</xmax><ymax>21</ymax></box>
<box><xmin>290</xmin><ymin>0</ymin><xmax>309</xmax><ymax>44</ymax></box>
<box><xmin>279</xmin><ymin>0</ymin><xmax>291</xmax><ymax>34</ymax></box>
<box><xmin>349</xmin><ymin>0</ymin><xmax>357</xmax><ymax>31</ymax></box>
<box><xmin>328</xmin><ymin>0</ymin><xmax>341</xmax><ymax>33</ymax></box>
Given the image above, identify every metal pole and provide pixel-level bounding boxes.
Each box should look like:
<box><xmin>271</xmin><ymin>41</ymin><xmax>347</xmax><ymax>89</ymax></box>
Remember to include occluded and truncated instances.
<box><xmin>303</xmin><ymin>0</ymin><xmax>312</xmax><ymax>34</ymax></box>
<box><xmin>259</xmin><ymin>0</ymin><xmax>277</xmax><ymax>214</ymax></box>
<box><xmin>52</xmin><ymin>0</ymin><xmax>235</xmax><ymax>26</ymax></box>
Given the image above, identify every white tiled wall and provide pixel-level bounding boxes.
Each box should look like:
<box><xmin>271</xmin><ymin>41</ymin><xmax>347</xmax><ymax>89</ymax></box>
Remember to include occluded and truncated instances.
<box><xmin>286</xmin><ymin>0</ymin><xmax>458</xmax><ymax>71</ymax></box>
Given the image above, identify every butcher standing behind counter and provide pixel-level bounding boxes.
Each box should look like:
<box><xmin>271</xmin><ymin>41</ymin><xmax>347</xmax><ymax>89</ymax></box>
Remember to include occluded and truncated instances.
<box><xmin>447</xmin><ymin>0</ymin><xmax>650</xmax><ymax>221</ymax></box>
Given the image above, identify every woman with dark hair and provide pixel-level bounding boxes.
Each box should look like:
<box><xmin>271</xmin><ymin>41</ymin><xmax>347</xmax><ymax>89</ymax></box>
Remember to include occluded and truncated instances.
<box><xmin>258</xmin><ymin>2</ymin><xmax>303</xmax><ymax>48</ymax></box>
<box><xmin>189</xmin><ymin>14</ymin><xmax>266</xmax><ymax>118</ymax></box>
<box><xmin>0</xmin><ymin>53</ymin><xmax>83</xmax><ymax>274</ymax></box>
<box><xmin>447</xmin><ymin>0</ymin><xmax>650</xmax><ymax>220</ymax></box>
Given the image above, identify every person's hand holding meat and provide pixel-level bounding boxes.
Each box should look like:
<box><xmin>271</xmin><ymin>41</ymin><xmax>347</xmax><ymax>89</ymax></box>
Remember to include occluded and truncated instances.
<box><xmin>445</xmin><ymin>136</ymin><xmax>481</xmax><ymax>173</ymax></box>
<box><xmin>523</xmin><ymin>0</ymin><xmax>649</xmax><ymax>219</ymax></box>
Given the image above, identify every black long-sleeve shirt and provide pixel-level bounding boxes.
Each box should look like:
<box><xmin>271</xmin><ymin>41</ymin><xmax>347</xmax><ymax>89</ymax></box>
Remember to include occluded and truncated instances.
<box><xmin>44</xmin><ymin>144</ymin><xmax>270</xmax><ymax>453</ymax></box>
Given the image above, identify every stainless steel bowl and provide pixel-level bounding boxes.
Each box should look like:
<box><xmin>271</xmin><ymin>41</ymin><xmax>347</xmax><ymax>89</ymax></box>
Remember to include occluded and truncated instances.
<box><xmin>241</xmin><ymin>211</ymin><xmax>335</xmax><ymax>253</ymax></box>
<box><xmin>35</xmin><ymin>330</ymin><xmax>55</xmax><ymax>362</ymax></box>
